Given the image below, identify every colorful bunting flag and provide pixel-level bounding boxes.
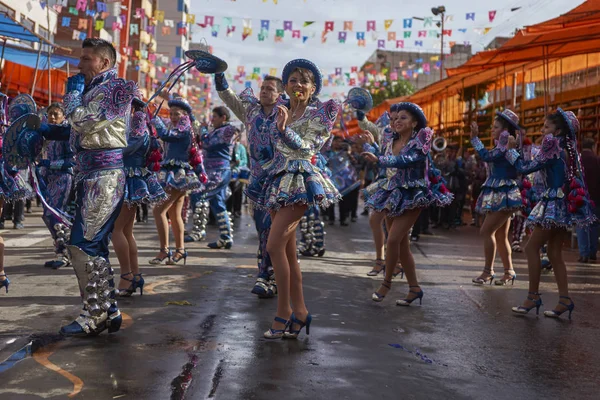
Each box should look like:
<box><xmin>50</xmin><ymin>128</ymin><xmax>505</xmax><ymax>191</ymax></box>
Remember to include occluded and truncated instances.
<box><xmin>489</xmin><ymin>10</ymin><xmax>497</xmax><ymax>22</ymax></box>
<box><xmin>344</xmin><ymin>21</ymin><xmax>353</xmax><ymax>31</ymax></box>
<box><xmin>466</xmin><ymin>13</ymin><xmax>475</xmax><ymax>21</ymax></box>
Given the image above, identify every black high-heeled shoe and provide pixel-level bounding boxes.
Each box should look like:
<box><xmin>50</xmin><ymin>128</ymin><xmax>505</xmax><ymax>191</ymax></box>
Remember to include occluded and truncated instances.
<box><xmin>168</xmin><ymin>248</ymin><xmax>188</xmax><ymax>265</ymax></box>
<box><xmin>149</xmin><ymin>247</ymin><xmax>171</xmax><ymax>265</ymax></box>
<box><xmin>117</xmin><ymin>272</ymin><xmax>134</xmax><ymax>297</ymax></box>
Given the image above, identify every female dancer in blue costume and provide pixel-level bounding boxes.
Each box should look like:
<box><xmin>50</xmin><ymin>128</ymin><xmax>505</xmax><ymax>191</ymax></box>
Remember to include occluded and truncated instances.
<box><xmin>248</xmin><ymin>59</ymin><xmax>340</xmax><ymax>338</ymax></box>
<box><xmin>508</xmin><ymin>109</ymin><xmax>596</xmax><ymax>319</ymax></box>
<box><xmin>38</xmin><ymin>102</ymin><xmax>75</xmax><ymax>270</ymax></box>
<box><xmin>115</xmin><ymin>97</ymin><xmax>167</xmax><ymax>295</ymax></box>
<box><xmin>470</xmin><ymin>110</ymin><xmax>523</xmax><ymax>286</ymax></box>
<box><xmin>150</xmin><ymin>97</ymin><xmax>203</xmax><ymax>265</ymax></box>
<box><xmin>0</xmin><ymin>93</ymin><xmax>37</xmax><ymax>293</ymax></box>
<box><xmin>358</xmin><ymin>106</ymin><xmax>404</xmax><ymax>278</ymax></box>
<box><xmin>0</xmin><ymin>93</ymin><xmax>35</xmax><ymax>292</ymax></box>
<box><xmin>199</xmin><ymin>106</ymin><xmax>237</xmax><ymax>249</ymax></box>
<box><xmin>362</xmin><ymin>103</ymin><xmax>452</xmax><ymax>306</ymax></box>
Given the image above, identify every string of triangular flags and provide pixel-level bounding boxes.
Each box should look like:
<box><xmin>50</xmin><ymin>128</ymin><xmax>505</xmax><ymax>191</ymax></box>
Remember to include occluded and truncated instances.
<box><xmin>228</xmin><ymin>55</ymin><xmax>452</xmax><ymax>91</ymax></box>
<box><xmin>49</xmin><ymin>0</ymin><xmax>195</xmax><ymax>68</ymax></box>
<box><xmin>196</xmin><ymin>12</ymin><xmax>502</xmax><ymax>49</ymax></box>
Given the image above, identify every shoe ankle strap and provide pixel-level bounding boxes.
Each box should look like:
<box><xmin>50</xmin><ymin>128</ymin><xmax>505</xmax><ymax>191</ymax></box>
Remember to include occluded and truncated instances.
<box><xmin>120</xmin><ymin>273</ymin><xmax>133</xmax><ymax>281</ymax></box>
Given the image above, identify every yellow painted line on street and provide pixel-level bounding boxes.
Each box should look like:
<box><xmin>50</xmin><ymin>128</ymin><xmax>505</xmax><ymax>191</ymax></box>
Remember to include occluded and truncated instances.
<box><xmin>121</xmin><ymin>312</ymin><xmax>133</xmax><ymax>329</ymax></box>
<box><xmin>235</xmin><ymin>264</ymin><xmax>255</xmax><ymax>269</ymax></box>
<box><xmin>31</xmin><ymin>313</ymin><xmax>133</xmax><ymax>397</ymax></box>
<box><xmin>144</xmin><ymin>272</ymin><xmax>207</xmax><ymax>295</ymax></box>
<box><xmin>33</xmin><ymin>343</ymin><xmax>83</xmax><ymax>398</ymax></box>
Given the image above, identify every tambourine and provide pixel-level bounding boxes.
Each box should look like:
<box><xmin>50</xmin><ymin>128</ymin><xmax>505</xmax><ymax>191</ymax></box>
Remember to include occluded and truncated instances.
<box><xmin>184</xmin><ymin>50</ymin><xmax>228</xmax><ymax>74</ymax></box>
<box><xmin>346</xmin><ymin>87</ymin><xmax>373</xmax><ymax>113</ymax></box>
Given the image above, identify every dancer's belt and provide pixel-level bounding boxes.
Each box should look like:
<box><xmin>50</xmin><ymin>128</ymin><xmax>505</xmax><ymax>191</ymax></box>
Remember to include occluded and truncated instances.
<box><xmin>76</xmin><ymin>149</ymin><xmax>124</xmax><ymax>174</ymax></box>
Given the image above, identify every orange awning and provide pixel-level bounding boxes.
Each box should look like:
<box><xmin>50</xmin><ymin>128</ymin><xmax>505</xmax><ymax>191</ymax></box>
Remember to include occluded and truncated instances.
<box><xmin>447</xmin><ymin>1</ymin><xmax>600</xmax><ymax>76</ymax></box>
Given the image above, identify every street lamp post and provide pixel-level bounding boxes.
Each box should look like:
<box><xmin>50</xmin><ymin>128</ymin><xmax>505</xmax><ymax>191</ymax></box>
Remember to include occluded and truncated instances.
<box><xmin>431</xmin><ymin>6</ymin><xmax>446</xmax><ymax>80</ymax></box>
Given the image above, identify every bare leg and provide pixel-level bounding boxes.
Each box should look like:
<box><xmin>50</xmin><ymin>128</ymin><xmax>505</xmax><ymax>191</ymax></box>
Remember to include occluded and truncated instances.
<box><xmin>369</xmin><ymin>211</ymin><xmax>386</xmax><ymax>260</ymax></box>
<box><xmin>266</xmin><ymin>205</ymin><xmax>308</xmax><ymax>331</ymax></box>
<box><xmin>287</xmin><ymin>227</ymin><xmax>308</xmax><ymax>322</ymax></box>
<box><xmin>152</xmin><ymin>190</ymin><xmax>178</xmax><ymax>259</ymax></box>
<box><xmin>495</xmin><ymin>217</ymin><xmax>515</xmax><ymax>283</ymax></box>
<box><xmin>113</xmin><ymin>205</ymin><xmax>137</xmax><ymax>290</ymax></box>
<box><xmin>475</xmin><ymin>211</ymin><xmax>513</xmax><ymax>281</ymax></box>
<box><xmin>519</xmin><ymin>227</ymin><xmax>553</xmax><ymax>308</ymax></box>
<box><xmin>546</xmin><ymin>229</ymin><xmax>572</xmax><ymax>312</ymax></box>
<box><xmin>374</xmin><ymin>209</ymin><xmax>421</xmax><ymax>298</ymax></box>
<box><xmin>122</xmin><ymin>206</ymin><xmax>138</xmax><ymax>274</ymax></box>
<box><xmin>167</xmin><ymin>191</ymin><xmax>186</xmax><ymax>251</ymax></box>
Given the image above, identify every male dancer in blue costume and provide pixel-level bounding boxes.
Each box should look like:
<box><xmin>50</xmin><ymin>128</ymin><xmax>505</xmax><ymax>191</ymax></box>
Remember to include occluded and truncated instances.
<box><xmin>38</xmin><ymin>103</ymin><xmax>75</xmax><ymax>269</ymax></box>
<box><xmin>28</xmin><ymin>39</ymin><xmax>136</xmax><ymax>336</ymax></box>
<box><xmin>212</xmin><ymin>72</ymin><xmax>282</xmax><ymax>297</ymax></box>
<box><xmin>185</xmin><ymin>106</ymin><xmax>236</xmax><ymax>249</ymax></box>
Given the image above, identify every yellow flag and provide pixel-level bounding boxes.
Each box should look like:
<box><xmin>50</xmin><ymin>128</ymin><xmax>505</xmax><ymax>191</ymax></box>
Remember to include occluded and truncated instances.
<box><xmin>269</xmin><ymin>68</ymin><xmax>277</xmax><ymax>76</ymax></box>
<box><xmin>186</xmin><ymin>14</ymin><xmax>195</xmax><ymax>24</ymax></box>
<box><xmin>483</xmin><ymin>27</ymin><xmax>492</xmax><ymax>35</ymax></box>
<box><xmin>384</xmin><ymin>20</ymin><xmax>393</xmax><ymax>30</ymax></box>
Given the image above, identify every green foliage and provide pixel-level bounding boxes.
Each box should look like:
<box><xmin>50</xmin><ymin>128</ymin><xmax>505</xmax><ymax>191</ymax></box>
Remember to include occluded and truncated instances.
<box><xmin>363</xmin><ymin>79</ymin><xmax>415</xmax><ymax>107</ymax></box>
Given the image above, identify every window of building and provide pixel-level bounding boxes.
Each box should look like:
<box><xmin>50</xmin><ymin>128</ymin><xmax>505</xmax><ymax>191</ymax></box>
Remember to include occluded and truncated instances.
<box><xmin>39</xmin><ymin>26</ymin><xmax>49</xmax><ymax>40</ymax></box>
<box><xmin>0</xmin><ymin>2</ymin><xmax>16</xmax><ymax>18</ymax></box>
<box><xmin>20</xmin><ymin>15</ymin><xmax>35</xmax><ymax>32</ymax></box>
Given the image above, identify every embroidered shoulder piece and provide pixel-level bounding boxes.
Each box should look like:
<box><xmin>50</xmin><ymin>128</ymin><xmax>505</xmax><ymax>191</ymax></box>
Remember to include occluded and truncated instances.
<box><xmin>413</xmin><ymin>127</ymin><xmax>433</xmax><ymax>154</ymax></box>
<box><xmin>93</xmin><ymin>78</ymin><xmax>137</xmax><ymax>121</ymax></box>
<box><xmin>174</xmin><ymin>114</ymin><xmax>192</xmax><ymax>132</ymax></box>
<box><xmin>239</xmin><ymin>87</ymin><xmax>259</xmax><ymax>108</ymax></box>
<box><xmin>471</xmin><ymin>137</ymin><xmax>484</xmax><ymax>151</ymax></box>
<box><xmin>505</xmin><ymin>149</ymin><xmax>520</xmax><ymax>165</ymax></box>
<box><xmin>130</xmin><ymin>111</ymin><xmax>148</xmax><ymax>137</ymax></box>
<box><xmin>64</xmin><ymin>91</ymin><xmax>83</xmax><ymax>116</ymax></box>
<box><xmin>538</xmin><ymin>134</ymin><xmax>561</xmax><ymax>162</ymax></box>
<box><xmin>376</xmin><ymin>111</ymin><xmax>390</xmax><ymax>128</ymax></box>
<box><xmin>495</xmin><ymin>131</ymin><xmax>510</xmax><ymax>152</ymax></box>
<box><xmin>310</xmin><ymin>99</ymin><xmax>341</xmax><ymax>131</ymax></box>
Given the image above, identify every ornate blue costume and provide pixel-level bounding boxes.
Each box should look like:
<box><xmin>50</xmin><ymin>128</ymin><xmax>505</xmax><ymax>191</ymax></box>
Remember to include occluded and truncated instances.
<box><xmin>297</xmin><ymin>152</ymin><xmax>329</xmax><ymax>257</ymax></box>
<box><xmin>124</xmin><ymin>111</ymin><xmax>167</xmax><ymax>206</ymax></box>
<box><xmin>327</xmin><ymin>148</ymin><xmax>360</xmax><ymax>197</ymax></box>
<box><xmin>37</xmin><ymin>128</ymin><xmax>75</xmax><ymax>269</ymax></box>
<box><xmin>1</xmin><ymin>94</ymin><xmax>35</xmax><ymax>202</ymax></box>
<box><xmin>153</xmin><ymin>114</ymin><xmax>203</xmax><ymax>193</ymax></box>
<box><xmin>247</xmin><ymin>98</ymin><xmax>341</xmax><ymax>210</ymax></box>
<box><xmin>28</xmin><ymin>68</ymin><xmax>137</xmax><ymax>336</ymax></box>
<box><xmin>364</xmin><ymin>127</ymin><xmax>453</xmax><ymax>216</ymax></box>
<box><xmin>217</xmin><ymin>82</ymin><xmax>277</xmax><ymax>295</ymax></box>
<box><xmin>506</xmin><ymin>133</ymin><xmax>596</xmax><ymax>229</ymax></box>
<box><xmin>199</xmin><ymin>121</ymin><xmax>237</xmax><ymax>249</ymax></box>
<box><xmin>471</xmin><ymin>131</ymin><xmax>522</xmax><ymax>213</ymax></box>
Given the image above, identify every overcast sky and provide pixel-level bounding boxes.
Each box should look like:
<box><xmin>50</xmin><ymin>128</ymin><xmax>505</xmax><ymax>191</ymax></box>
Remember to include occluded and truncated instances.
<box><xmin>190</xmin><ymin>0</ymin><xmax>585</xmax><ymax>96</ymax></box>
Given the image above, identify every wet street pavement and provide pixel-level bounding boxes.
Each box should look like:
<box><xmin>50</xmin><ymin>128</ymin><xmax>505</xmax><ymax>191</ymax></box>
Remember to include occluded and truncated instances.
<box><xmin>1</xmin><ymin>205</ymin><xmax>599</xmax><ymax>400</ymax></box>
